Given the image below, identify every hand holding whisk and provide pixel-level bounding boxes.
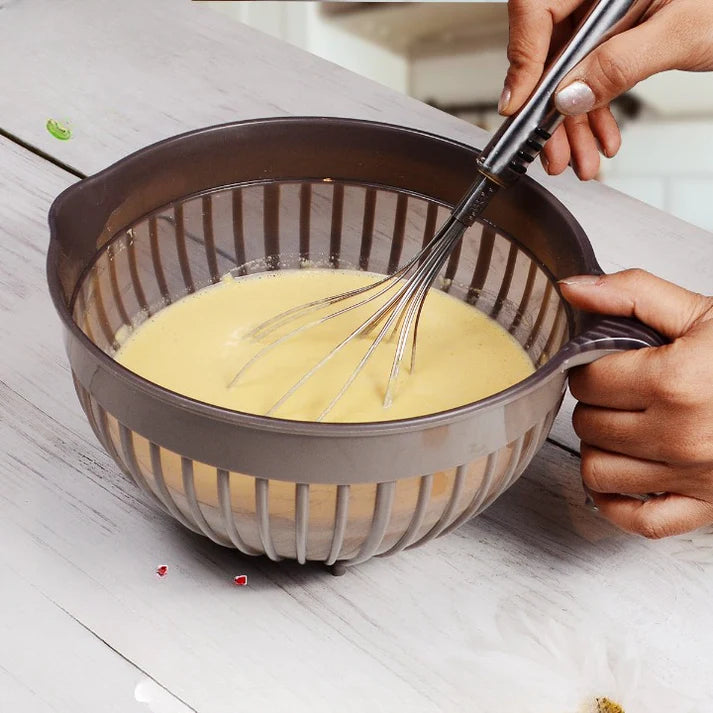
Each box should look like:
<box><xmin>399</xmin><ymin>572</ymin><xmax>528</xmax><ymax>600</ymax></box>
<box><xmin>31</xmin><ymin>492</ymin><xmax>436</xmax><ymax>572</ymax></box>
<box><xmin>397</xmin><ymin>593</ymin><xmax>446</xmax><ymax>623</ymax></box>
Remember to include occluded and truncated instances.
<box><xmin>230</xmin><ymin>0</ymin><xmax>649</xmax><ymax>420</ymax></box>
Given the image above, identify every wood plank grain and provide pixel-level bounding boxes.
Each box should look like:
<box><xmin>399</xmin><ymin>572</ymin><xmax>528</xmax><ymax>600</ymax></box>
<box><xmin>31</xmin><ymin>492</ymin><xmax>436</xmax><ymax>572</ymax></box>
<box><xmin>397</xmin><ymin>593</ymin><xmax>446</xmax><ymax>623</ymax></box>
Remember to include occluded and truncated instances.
<box><xmin>1</xmin><ymin>136</ymin><xmax>712</xmax><ymax>711</ymax></box>
<box><xmin>0</xmin><ymin>137</ymin><xmax>194</xmax><ymax>713</ymax></box>
<box><xmin>0</xmin><ymin>568</ymin><xmax>194</xmax><ymax>713</ymax></box>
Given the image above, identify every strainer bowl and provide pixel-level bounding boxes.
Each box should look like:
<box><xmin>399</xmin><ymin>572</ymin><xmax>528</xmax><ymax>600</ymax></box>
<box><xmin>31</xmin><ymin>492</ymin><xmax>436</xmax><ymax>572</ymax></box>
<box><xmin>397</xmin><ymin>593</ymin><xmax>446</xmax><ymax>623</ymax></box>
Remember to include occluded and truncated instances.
<box><xmin>47</xmin><ymin>118</ymin><xmax>661</xmax><ymax>568</ymax></box>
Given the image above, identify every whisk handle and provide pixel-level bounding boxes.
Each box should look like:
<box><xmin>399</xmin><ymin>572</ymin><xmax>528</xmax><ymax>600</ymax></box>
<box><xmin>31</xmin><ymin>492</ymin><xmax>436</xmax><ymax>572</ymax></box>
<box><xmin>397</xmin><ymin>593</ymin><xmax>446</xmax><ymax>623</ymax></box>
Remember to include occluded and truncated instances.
<box><xmin>477</xmin><ymin>0</ymin><xmax>650</xmax><ymax>187</ymax></box>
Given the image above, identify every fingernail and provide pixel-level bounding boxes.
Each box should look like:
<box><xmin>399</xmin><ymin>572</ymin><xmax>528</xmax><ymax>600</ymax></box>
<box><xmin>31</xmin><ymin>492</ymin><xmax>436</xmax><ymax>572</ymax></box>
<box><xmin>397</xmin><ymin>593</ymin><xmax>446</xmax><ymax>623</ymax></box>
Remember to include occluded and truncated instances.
<box><xmin>541</xmin><ymin>153</ymin><xmax>550</xmax><ymax>174</ymax></box>
<box><xmin>498</xmin><ymin>86</ymin><xmax>511</xmax><ymax>115</ymax></box>
<box><xmin>584</xmin><ymin>494</ymin><xmax>600</xmax><ymax>513</ymax></box>
<box><xmin>558</xmin><ymin>274</ymin><xmax>602</xmax><ymax>286</ymax></box>
<box><xmin>596</xmin><ymin>138</ymin><xmax>616</xmax><ymax>159</ymax></box>
<box><xmin>595</xmin><ymin>138</ymin><xmax>609</xmax><ymax>158</ymax></box>
<box><xmin>555</xmin><ymin>80</ymin><xmax>596</xmax><ymax>115</ymax></box>
<box><xmin>583</xmin><ymin>484</ymin><xmax>600</xmax><ymax>512</ymax></box>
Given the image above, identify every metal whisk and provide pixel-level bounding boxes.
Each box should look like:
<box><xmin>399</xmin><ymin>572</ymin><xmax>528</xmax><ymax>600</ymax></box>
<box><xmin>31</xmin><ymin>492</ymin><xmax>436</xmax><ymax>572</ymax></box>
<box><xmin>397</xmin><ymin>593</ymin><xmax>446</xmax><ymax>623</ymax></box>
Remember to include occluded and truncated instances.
<box><xmin>231</xmin><ymin>0</ymin><xmax>644</xmax><ymax>419</ymax></box>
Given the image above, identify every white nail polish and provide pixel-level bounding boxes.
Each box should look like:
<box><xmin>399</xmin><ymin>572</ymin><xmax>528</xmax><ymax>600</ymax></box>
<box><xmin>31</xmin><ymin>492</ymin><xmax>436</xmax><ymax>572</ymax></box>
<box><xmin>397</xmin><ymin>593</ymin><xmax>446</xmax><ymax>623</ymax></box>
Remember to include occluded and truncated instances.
<box><xmin>498</xmin><ymin>86</ymin><xmax>511</xmax><ymax>115</ymax></box>
<box><xmin>555</xmin><ymin>81</ymin><xmax>596</xmax><ymax>115</ymax></box>
<box><xmin>558</xmin><ymin>275</ymin><xmax>601</xmax><ymax>286</ymax></box>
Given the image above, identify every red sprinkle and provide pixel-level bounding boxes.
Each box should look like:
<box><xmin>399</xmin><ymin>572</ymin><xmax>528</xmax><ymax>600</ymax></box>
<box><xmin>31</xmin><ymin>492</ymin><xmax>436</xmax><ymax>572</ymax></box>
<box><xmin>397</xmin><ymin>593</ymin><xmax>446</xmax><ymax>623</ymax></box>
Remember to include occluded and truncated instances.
<box><xmin>156</xmin><ymin>565</ymin><xmax>168</xmax><ymax>578</ymax></box>
<box><xmin>233</xmin><ymin>574</ymin><xmax>248</xmax><ymax>586</ymax></box>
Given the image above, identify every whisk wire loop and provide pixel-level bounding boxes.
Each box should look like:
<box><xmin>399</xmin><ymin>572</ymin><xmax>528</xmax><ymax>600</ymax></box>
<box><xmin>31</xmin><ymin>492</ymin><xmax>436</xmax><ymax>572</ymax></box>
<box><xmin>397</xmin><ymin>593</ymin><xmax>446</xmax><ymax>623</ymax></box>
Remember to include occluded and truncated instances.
<box><xmin>230</xmin><ymin>181</ymin><xmax>497</xmax><ymax>419</ymax></box>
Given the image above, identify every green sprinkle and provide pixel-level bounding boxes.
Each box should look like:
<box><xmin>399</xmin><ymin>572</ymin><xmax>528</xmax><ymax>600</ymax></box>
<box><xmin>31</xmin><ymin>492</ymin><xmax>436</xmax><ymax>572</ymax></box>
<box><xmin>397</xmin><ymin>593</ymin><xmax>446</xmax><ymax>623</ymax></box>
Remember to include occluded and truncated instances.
<box><xmin>46</xmin><ymin>119</ymin><xmax>72</xmax><ymax>140</ymax></box>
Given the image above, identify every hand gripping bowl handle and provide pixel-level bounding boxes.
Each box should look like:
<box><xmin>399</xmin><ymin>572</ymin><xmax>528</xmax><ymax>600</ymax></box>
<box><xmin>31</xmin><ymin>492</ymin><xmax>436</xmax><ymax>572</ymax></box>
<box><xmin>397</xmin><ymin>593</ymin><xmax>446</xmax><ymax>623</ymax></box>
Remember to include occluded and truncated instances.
<box><xmin>555</xmin><ymin>301</ymin><xmax>666</xmax><ymax>372</ymax></box>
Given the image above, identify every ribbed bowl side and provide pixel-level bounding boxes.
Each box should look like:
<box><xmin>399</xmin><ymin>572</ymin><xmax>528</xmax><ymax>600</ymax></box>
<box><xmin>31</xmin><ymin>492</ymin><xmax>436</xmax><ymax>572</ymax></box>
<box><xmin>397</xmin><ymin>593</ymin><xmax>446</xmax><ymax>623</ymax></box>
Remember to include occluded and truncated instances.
<box><xmin>67</xmin><ymin>177</ymin><xmax>571</xmax><ymax>565</ymax></box>
<box><xmin>71</xmin><ymin>181</ymin><xmax>568</xmax><ymax>368</ymax></box>
<box><xmin>73</xmin><ymin>375</ymin><xmax>561</xmax><ymax>565</ymax></box>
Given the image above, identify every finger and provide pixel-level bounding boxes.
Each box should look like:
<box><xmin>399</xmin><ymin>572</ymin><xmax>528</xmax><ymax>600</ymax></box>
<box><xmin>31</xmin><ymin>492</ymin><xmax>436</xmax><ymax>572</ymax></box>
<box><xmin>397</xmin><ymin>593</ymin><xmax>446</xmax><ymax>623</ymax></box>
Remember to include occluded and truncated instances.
<box><xmin>591</xmin><ymin>491</ymin><xmax>713</xmax><ymax>539</ymax></box>
<box><xmin>555</xmin><ymin>15</ymin><xmax>685</xmax><ymax>115</ymax></box>
<box><xmin>503</xmin><ymin>0</ymin><xmax>584</xmax><ymax>115</ymax></box>
<box><xmin>541</xmin><ymin>124</ymin><xmax>571</xmax><ymax>175</ymax></box>
<box><xmin>563</xmin><ymin>114</ymin><xmax>600</xmax><ymax>180</ymax></box>
<box><xmin>587</xmin><ymin>105</ymin><xmax>621</xmax><ymax>158</ymax></box>
<box><xmin>558</xmin><ymin>269</ymin><xmax>713</xmax><ymax>341</ymax></box>
<box><xmin>573</xmin><ymin>403</ymin><xmax>653</xmax><ymax>460</ymax></box>
<box><xmin>568</xmin><ymin>349</ymin><xmax>654</xmax><ymax>410</ymax></box>
<box><xmin>580</xmin><ymin>443</ymin><xmax>681</xmax><ymax>496</ymax></box>
<box><xmin>578</xmin><ymin>400</ymin><xmax>713</xmax><ymax>468</ymax></box>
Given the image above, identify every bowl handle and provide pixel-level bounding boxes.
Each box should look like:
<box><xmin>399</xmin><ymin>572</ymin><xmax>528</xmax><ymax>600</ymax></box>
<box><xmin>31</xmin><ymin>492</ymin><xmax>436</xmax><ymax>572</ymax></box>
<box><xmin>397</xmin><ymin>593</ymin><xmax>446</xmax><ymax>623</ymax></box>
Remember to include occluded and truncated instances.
<box><xmin>556</xmin><ymin>315</ymin><xmax>667</xmax><ymax>371</ymax></box>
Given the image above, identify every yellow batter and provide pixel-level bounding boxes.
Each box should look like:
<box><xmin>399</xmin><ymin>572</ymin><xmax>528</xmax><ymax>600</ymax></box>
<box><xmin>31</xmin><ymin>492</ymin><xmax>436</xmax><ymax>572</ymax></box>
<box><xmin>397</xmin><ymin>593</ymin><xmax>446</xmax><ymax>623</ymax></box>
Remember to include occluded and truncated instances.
<box><xmin>115</xmin><ymin>269</ymin><xmax>533</xmax><ymax>422</ymax></box>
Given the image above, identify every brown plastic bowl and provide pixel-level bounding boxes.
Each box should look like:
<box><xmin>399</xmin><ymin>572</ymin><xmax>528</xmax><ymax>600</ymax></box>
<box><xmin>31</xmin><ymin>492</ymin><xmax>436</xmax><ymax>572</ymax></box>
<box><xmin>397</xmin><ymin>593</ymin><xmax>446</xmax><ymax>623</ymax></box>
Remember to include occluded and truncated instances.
<box><xmin>47</xmin><ymin>118</ymin><xmax>662</xmax><ymax>569</ymax></box>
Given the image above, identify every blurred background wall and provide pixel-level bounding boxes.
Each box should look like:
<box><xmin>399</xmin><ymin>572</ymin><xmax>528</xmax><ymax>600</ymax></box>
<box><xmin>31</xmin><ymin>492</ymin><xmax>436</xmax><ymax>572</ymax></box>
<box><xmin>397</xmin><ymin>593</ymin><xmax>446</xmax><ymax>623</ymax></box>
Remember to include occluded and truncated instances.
<box><xmin>204</xmin><ymin>1</ymin><xmax>713</xmax><ymax>231</ymax></box>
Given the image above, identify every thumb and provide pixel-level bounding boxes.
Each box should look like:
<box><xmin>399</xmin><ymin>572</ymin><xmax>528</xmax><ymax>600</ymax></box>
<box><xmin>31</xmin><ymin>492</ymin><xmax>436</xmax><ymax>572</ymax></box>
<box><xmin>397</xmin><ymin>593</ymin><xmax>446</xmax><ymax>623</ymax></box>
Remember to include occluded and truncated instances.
<box><xmin>559</xmin><ymin>269</ymin><xmax>713</xmax><ymax>340</ymax></box>
<box><xmin>554</xmin><ymin>16</ymin><xmax>679</xmax><ymax>115</ymax></box>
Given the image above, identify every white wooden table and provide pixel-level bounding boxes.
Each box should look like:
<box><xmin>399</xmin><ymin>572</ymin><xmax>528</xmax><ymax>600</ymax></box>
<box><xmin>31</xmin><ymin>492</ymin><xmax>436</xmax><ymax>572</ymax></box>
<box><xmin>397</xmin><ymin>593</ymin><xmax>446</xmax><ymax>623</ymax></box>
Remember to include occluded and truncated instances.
<box><xmin>1</xmin><ymin>1</ymin><xmax>712</xmax><ymax>711</ymax></box>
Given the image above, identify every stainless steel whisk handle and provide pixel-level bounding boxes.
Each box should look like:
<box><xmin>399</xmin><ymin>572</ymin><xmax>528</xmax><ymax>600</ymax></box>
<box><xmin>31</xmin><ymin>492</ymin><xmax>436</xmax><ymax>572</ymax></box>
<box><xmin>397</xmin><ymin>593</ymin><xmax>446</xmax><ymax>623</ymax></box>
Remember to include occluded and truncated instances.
<box><xmin>477</xmin><ymin>0</ymin><xmax>650</xmax><ymax>188</ymax></box>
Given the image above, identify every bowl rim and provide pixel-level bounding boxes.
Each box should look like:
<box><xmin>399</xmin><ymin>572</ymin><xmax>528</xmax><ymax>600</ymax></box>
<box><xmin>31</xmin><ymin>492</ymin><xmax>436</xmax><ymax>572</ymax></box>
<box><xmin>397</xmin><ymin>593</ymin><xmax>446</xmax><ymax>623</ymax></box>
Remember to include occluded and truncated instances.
<box><xmin>48</xmin><ymin>116</ymin><xmax>595</xmax><ymax>438</ymax></box>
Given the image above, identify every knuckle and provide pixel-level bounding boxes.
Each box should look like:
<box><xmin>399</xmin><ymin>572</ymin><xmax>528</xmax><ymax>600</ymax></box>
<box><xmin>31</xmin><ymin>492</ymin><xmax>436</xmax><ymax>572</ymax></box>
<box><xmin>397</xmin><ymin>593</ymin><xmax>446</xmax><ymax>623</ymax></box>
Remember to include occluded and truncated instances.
<box><xmin>702</xmin><ymin>296</ymin><xmax>713</xmax><ymax>321</ymax></box>
<box><xmin>622</xmin><ymin>267</ymin><xmax>648</xmax><ymax>280</ymax></box>
<box><xmin>617</xmin><ymin>267</ymin><xmax>649</xmax><ymax>286</ymax></box>
<box><xmin>565</xmin><ymin>113</ymin><xmax>590</xmax><ymax>128</ymax></box>
<box><xmin>507</xmin><ymin>0</ymin><xmax>538</xmax><ymax>26</ymax></box>
<box><xmin>650</xmin><ymin>351</ymin><xmax>700</xmax><ymax>407</ymax></box>
<box><xmin>591</xmin><ymin>47</ymin><xmax>634</xmax><ymax>96</ymax></box>
<box><xmin>506</xmin><ymin>40</ymin><xmax>534</xmax><ymax>69</ymax></box>
<box><xmin>637</xmin><ymin>518</ymin><xmax>669</xmax><ymax>540</ymax></box>
<box><xmin>651</xmin><ymin>371</ymin><xmax>684</xmax><ymax>404</ymax></box>
<box><xmin>581</xmin><ymin>452</ymin><xmax>607</xmax><ymax>493</ymax></box>
<box><xmin>682</xmin><ymin>292</ymin><xmax>713</xmax><ymax>330</ymax></box>
<box><xmin>632</xmin><ymin>502</ymin><xmax>678</xmax><ymax>540</ymax></box>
